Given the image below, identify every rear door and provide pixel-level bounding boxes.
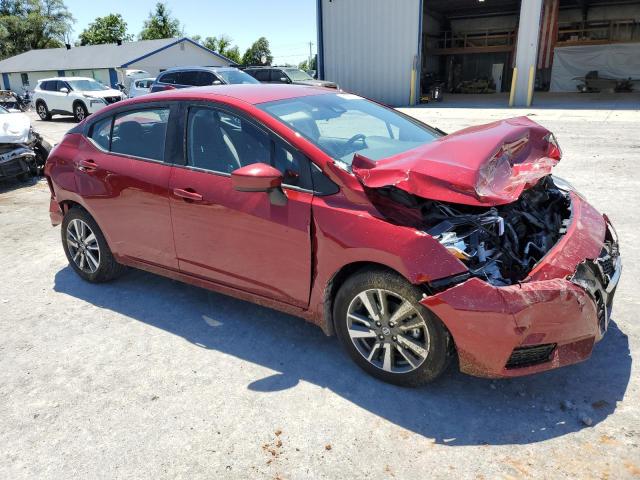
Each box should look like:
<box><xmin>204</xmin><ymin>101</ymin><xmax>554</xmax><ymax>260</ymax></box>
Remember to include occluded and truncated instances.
<box><xmin>168</xmin><ymin>102</ymin><xmax>314</xmax><ymax>307</ymax></box>
<box><xmin>75</xmin><ymin>104</ymin><xmax>178</xmax><ymax>268</ymax></box>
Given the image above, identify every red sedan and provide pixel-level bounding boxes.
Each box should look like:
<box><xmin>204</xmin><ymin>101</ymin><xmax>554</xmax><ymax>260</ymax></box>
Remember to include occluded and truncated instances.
<box><xmin>44</xmin><ymin>85</ymin><xmax>621</xmax><ymax>386</ymax></box>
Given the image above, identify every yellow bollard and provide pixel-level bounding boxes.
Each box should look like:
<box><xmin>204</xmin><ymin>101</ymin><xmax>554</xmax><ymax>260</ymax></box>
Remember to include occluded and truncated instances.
<box><xmin>527</xmin><ymin>65</ymin><xmax>535</xmax><ymax>107</ymax></box>
<box><xmin>509</xmin><ymin>67</ymin><xmax>518</xmax><ymax>107</ymax></box>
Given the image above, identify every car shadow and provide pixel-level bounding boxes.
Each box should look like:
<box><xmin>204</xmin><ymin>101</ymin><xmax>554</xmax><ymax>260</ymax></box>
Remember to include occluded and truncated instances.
<box><xmin>0</xmin><ymin>175</ymin><xmax>40</xmax><ymax>193</ymax></box>
<box><xmin>53</xmin><ymin>266</ymin><xmax>631</xmax><ymax>446</ymax></box>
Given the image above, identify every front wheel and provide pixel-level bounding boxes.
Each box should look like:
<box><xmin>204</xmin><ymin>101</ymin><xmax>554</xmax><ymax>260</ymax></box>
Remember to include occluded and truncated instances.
<box><xmin>61</xmin><ymin>207</ymin><xmax>126</xmax><ymax>282</ymax></box>
<box><xmin>333</xmin><ymin>269</ymin><xmax>452</xmax><ymax>386</ymax></box>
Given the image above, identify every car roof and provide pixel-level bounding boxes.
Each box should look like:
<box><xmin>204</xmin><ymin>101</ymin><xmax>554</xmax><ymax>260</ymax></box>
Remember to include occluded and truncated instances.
<box><xmin>158</xmin><ymin>66</ymin><xmax>239</xmax><ymax>75</ymax></box>
<box><xmin>123</xmin><ymin>84</ymin><xmax>335</xmax><ymax>106</ymax></box>
<box><xmin>38</xmin><ymin>76</ymin><xmax>97</xmax><ymax>82</ymax></box>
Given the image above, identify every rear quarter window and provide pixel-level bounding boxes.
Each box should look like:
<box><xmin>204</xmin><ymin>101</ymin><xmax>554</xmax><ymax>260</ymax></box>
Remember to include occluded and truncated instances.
<box><xmin>88</xmin><ymin>116</ymin><xmax>113</xmax><ymax>150</ymax></box>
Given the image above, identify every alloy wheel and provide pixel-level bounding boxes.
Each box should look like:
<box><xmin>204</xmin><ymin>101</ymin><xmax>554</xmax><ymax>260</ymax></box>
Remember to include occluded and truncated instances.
<box><xmin>346</xmin><ymin>289</ymin><xmax>430</xmax><ymax>373</ymax></box>
<box><xmin>66</xmin><ymin>219</ymin><xmax>100</xmax><ymax>273</ymax></box>
<box><xmin>75</xmin><ymin>105</ymin><xmax>85</xmax><ymax>121</ymax></box>
<box><xmin>37</xmin><ymin>104</ymin><xmax>46</xmax><ymax>119</ymax></box>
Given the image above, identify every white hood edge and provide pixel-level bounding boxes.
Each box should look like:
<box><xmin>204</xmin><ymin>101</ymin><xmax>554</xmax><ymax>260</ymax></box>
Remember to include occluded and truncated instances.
<box><xmin>0</xmin><ymin>112</ymin><xmax>31</xmax><ymax>144</ymax></box>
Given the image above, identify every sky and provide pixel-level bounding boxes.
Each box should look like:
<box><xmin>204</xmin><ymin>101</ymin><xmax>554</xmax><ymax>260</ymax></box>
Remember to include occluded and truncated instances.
<box><xmin>64</xmin><ymin>0</ymin><xmax>318</xmax><ymax>66</ymax></box>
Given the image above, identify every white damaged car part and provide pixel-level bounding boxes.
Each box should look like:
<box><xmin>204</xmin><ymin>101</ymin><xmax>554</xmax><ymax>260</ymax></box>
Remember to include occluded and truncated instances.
<box><xmin>0</xmin><ymin>107</ymin><xmax>51</xmax><ymax>181</ymax></box>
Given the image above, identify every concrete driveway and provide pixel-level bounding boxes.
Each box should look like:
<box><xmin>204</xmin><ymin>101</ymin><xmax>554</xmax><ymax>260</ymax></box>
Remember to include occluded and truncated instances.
<box><xmin>1</xmin><ymin>105</ymin><xmax>638</xmax><ymax>479</ymax></box>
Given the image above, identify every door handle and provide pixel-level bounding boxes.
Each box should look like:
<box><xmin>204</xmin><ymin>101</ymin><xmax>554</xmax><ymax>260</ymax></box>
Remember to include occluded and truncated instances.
<box><xmin>78</xmin><ymin>159</ymin><xmax>97</xmax><ymax>172</ymax></box>
<box><xmin>173</xmin><ymin>188</ymin><xmax>203</xmax><ymax>202</ymax></box>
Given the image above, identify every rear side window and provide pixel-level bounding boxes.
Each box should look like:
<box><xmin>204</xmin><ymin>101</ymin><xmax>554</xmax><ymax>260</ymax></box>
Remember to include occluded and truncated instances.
<box><xmin>252</xmin><ymin>70</ymin><xmax>271</xmax><ymax>82</ymax></box>
<box><xmin>177</xmin><ymin>71</ymin><xmax>199</xmax><ymax>86</ymax></box>
<box><xmin>110</xmin><ymin>108</ymin><xmax>169</xmax><ymax>161</ymax></box>
<box><xmin>89</xmin><ymin>116</ymin><xmax>112</xmax><ymax>150</ymax></box>
<box><xmin>159</xmin><ymin>72</ymin><xmax>179</xmax><ymax>84</ymax></box>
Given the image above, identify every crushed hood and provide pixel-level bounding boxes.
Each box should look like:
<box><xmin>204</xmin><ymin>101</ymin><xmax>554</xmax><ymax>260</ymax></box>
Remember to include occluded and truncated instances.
<box><xmin>0</xmin><ymin>112</ymin><xmax>31</xmax><ymax>144</ymax></box>
<box><xmin>352</xmin><ymin>116</ymin><xmax>561</xmax><ymax>206</ymax></box>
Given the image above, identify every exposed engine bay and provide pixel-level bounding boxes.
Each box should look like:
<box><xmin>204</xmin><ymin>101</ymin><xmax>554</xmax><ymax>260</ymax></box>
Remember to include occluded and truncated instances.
<box><xmin>0</xmin><ymin>109</ymin><xmax>50</xmax><ymax>181</ymax></box>
<box><xmin>367</xmin><ymin>176</ymin><xmax>572</xmax><ymax>286</ymax></box>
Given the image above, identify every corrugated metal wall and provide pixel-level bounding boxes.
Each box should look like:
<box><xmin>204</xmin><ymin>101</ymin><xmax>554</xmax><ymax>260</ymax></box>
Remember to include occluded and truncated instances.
<box><xmin>320</xmin><ymin>0</ymin><xmax>421</xmax><ymax>106</ymax></box>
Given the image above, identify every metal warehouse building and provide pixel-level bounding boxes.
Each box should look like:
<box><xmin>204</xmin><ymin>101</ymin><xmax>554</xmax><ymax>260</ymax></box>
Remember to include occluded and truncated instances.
<box><xmin>317</xmin><ymin>0</ymin><xmax>640</xmax><ymax>106</ymax></box>
<box><xmin>0</xmin><ymin>37</ymin><xmax>234</xmax><ymax>95</ymax></box>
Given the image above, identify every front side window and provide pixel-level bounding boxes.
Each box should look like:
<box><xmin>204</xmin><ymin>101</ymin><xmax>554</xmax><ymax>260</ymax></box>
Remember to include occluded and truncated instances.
<box><xmin>270</xmin><ymin>70</ymin><xmax>288</xmax><ymax>83</ymax></box>
<box><xmin>186</xmin><ymin>106</ymin><xmax>314</xmax><ymax>190</ymax></box>
<box><xmin>66</xmin><ymin>79</ymin><xmax>108</xmax><ymax>92</ymax></box>
<box><xmin>110</xmin><ymin>108</ymin><xmax>169</xmax><ymax>161</ymax></box>
<box><xmin>284</xmin><ymin>69</ymin><xmax>313</xmax><ymax>81</ymax></box>
<box><xmin>259</xmin><ymin>93</ymin><xmax>440</xmax><ymax>166</ymax></box>
<box><xmin>187</xmin><ymin>107</ymin><xmax>270</xmax><ymax>174</ymax></box>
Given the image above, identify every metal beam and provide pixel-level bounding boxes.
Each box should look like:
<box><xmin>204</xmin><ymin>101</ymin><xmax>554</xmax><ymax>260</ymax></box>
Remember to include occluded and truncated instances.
<box><xmin>512</xmin><ymin>0</ymin><xmax>544</xmax><ymax>106</ymax></box>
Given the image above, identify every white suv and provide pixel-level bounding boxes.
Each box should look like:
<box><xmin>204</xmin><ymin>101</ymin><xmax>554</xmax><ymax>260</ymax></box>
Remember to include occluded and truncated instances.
<box><xmin>33</xmin><ymin>77</ymin><xmax>124</xmax><ymax>122</ymax></box>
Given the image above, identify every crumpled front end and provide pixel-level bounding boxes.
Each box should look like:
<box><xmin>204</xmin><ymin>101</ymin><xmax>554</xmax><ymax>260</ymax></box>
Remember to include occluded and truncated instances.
<box><xmin>0</xmin><ymin>144</ymin><xmax>36</xmax><ymax>179</ymax></box>
<box><xmin>421</xmin><ymin>194</ymin><xmax>621</xmax><ymax>378</ymax></box>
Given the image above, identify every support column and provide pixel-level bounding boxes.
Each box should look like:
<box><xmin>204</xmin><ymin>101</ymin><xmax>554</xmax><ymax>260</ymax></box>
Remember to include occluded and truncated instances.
<box><xmin>512</xmin><ymin>0</ymin><xmax>544</xmax><ymax>106</ymax></box>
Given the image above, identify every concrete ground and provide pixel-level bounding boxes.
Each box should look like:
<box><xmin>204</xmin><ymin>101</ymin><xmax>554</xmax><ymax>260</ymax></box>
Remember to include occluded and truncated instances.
<box><xmin>1</xmin><ymin>104</ymin><xmax>639</xmax><ymax>479</ymax></box>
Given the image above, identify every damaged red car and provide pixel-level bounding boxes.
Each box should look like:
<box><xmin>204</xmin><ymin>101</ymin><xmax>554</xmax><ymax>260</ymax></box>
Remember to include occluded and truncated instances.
<box><xmin>45</xmin><ymin>85</ymin><xmax>621</xmax><ymax>386</ymax></box>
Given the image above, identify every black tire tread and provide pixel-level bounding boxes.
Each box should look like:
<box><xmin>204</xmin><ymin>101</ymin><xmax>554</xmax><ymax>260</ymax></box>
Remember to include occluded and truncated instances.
<box><xmin>333</xmin><ymin>267</ymin><xmax>452</xmax><ymax>387</ymax></box>
<box><xmin>61</xmin><ymin>207</ymin><xmax>126</xmax><ymax>283</ymax></box>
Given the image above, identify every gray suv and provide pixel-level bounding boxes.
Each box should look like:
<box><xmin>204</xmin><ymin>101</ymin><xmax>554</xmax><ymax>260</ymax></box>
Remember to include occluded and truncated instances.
<box><xmin>244</xmin><ymin>67</ymin><xmax>338</xmax><ymax>89</ymax></box>
<box><xmin>150</xmin><ymin>66</ymin><xmax>259</xmax><ymax>92</ymax></box>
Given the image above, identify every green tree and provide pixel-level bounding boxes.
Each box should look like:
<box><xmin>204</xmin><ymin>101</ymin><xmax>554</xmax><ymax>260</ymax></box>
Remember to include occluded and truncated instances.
<box><xmin>200</xmin><ymin>34</ymin><xmax>241</xmax><ymax>64</ymax></box>
<box><xmin>242</xmin><ymin>36</ymin><xmax>272</xmax><ymax>66</ymax></box>
<box><xmin>139</xmin><ymin>2</ymin><xmax>181</xmax><ymax>40</ymax></box>
<box><xmin>0</xmin><ymin>0</ymin><xmax>74</xmax><ymax>59</ymax></box>
<box><xmin>224</xmin><ymin>45</ymin><xmax>241</xmax><ymax>64</ymax></box>
<box><xmin>78</xmin><ymin>13</ymin><xmax>132</xmax><ymax>45</ymax></box>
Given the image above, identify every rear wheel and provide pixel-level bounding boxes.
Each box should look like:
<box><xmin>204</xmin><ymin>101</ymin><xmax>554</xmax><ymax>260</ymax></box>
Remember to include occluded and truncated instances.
<box><xmin>61</xmin><ymin>208</ymin><xmax>126</xmax><ymax>282</ymax></box>
<box><xmin>333</xmin><ymin>268</ymin><xmax>451</xmax><ymax>386</ymax></box>
<box><xmin>36</xmin><ymin>101</ymin><xmax>51</xmax><ymax>120</ymax></box>
<box><xmin>73</xmin><ymin>102</ymin><xmax>88</xmax><ymax>122</ymax></box>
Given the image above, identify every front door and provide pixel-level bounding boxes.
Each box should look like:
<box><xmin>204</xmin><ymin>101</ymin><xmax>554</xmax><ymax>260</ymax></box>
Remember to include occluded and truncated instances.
<box><xmin>75</xmin><ymin>105</ymin><xmax>177</xmax><ymax>269</ymax></box>
<box><xmin>169</xmin><ymin>104</ymin><xmax>313</xmax><ymax>307</ymax></box>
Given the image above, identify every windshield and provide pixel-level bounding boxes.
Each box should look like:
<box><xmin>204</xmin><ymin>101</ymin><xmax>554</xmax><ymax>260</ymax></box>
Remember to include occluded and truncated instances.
<box><xmin>259</xmin><ymin>93</ymin><xmax>440</xmax><ymax>165</ymax></box>
<box><xmin>284</xmin><ymin>69</ymin><xmax>313</xmax><ymax>81</ymax></box>
<box><xmin>216</xmin><ymin>70</ymin><xmax>259</xmax><ymax>85</ymax></box>
<box><xmin>67</xmin><ymin>79</ymin><xmax>109</xmax><ymax>91</ymax></box>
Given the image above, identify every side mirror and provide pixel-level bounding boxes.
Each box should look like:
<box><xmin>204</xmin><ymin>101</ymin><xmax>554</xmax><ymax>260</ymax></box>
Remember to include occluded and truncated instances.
<box><xmin>212</xmin><ymin>80</ymin><xmax>223</xmax><ymax>85</ymax></box>
<box><xmin>279</xmin><ymin>77</ymin><xmax>289</xmax><ymax>83</ymax></box>
<box><xmin>231</xmin><ymin>163</ymin><xmax>287</xmax><ymax>206</ymax></box>
<box><xmin>60</xmin><ymin>87</ymin><xmax>69</xmax><ymax>94</ymax></box>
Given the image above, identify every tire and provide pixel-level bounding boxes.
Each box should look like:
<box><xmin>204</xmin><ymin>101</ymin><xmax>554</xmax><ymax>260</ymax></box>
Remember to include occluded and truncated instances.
<box><xmin>73</xmin><ymin>102</ymin><xmax>88</xmax><ymax>122</ymax></box>
<box><xmin>36</xmin><ymin>101</ymin><xmax>51</xmax><ymax>120</ymax></box>
<box><xmin>61</xmin><ymin>207</ymin><xmax>126</xmax><ymax>283</ymax></box>
<box><xmin>333</xmin><ymin>268</ymin><xmax>452</xmax><ymax>387</ymax></box>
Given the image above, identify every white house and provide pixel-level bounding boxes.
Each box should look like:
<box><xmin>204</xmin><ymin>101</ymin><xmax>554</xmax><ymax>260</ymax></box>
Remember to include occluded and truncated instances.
<box><xmin>0</xmin><ymin>37</ymin><xmax>235</xmax><ymax>94</ymax></box>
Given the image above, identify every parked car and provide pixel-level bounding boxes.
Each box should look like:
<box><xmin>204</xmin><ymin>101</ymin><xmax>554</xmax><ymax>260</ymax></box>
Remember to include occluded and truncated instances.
<box><xmin>0</xmin><ymin>105</ymin><xmax>50</xmax><ymax>181</ymax></box>
<box><xmin>244</xmin><ymin>66</ymin><xmax>337</xmax><ymax>88</ymax></box>
<box><xmin>128</xmin><ymin>78</ymin><xmax>156</xmax><ymax>98</ymax></box>
<box><xmin>45</xmin><ymin>85</ymin><xmax>621</xmax><ymax>386</ymax></box>
<box><xmin>150</xmin><ymin>66</ymin><xmax>259</xmax><ymax>93</ymax></box>
<box><xmin>33</xmin><ymin>77</ymin><xmax>125</xmax><ymax>122</ymax></box>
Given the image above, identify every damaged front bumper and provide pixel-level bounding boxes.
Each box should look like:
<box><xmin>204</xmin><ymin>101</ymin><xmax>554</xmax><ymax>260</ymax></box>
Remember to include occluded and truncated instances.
<box><xmin>421</xmin><ymin>194</ymin><xmax>621</xmax><ymax>378</ymax></box>
<box><xmin>0</xmin><ymin>146</ymin><xmax>35</xmax><ymax>179</ymax></box>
